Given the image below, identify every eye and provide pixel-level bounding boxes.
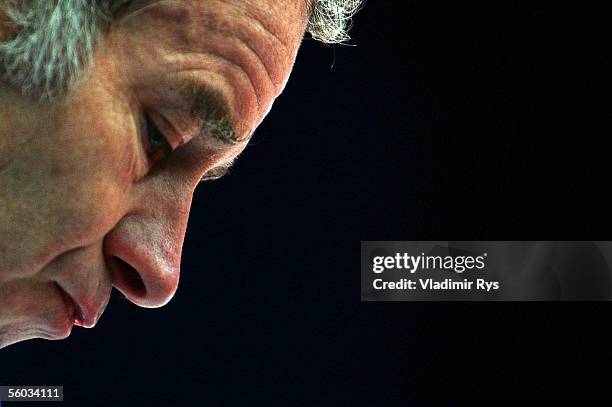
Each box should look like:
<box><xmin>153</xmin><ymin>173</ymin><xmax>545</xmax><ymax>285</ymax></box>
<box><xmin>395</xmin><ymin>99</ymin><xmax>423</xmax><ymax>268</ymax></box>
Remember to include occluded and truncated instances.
<box><xmin>144</xmin><ymin>112</ymin><xmax>172</xmax><ymax>166</ymax></box>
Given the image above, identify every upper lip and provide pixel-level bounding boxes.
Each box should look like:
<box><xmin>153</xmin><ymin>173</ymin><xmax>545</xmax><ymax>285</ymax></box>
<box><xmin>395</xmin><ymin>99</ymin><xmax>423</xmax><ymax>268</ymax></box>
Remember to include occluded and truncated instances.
<box><xmin>57</xmin><ymin>284</ymin><xmax>109</xmax><ymax>328</ymax></box>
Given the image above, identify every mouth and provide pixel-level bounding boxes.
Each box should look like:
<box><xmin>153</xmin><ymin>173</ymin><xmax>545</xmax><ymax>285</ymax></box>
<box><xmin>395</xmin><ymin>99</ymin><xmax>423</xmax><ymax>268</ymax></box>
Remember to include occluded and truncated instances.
<box><xmin>55</xmin><ymin>283</ymin><xmax>102</xmax><ymax>328</ymax></box>
<box><xmin>57</xmin><ymin>283</ymin><xmax>85</xmax><ymax>325</ymax></box>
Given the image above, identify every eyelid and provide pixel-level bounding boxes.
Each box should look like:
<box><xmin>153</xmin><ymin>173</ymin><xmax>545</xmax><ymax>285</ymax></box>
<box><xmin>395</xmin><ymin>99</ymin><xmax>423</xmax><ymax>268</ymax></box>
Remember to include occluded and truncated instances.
<box><xmin>146</xmin><ymin>110</ymin><xmax>185</xmax><ymax>150</ymax></box>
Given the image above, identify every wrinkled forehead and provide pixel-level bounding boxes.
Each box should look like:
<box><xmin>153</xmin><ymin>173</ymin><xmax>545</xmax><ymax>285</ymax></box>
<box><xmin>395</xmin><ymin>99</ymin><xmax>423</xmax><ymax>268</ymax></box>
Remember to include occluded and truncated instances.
<box><xmin>107</xmin><ymin>0</ymin><xmax>310</xmax><ymax>138</ymax></box>
<box><xmin>115</xmin><ymin>0</ymin><xmax>310</xmax><ymax>41</ymax></box>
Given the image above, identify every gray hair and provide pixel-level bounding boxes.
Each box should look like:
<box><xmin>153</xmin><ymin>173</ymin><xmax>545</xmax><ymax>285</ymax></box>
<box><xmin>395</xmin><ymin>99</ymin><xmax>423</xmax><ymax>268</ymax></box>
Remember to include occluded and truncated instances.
<box><xmin>0</xmin><ymin>0</ymin><xmax>363</xmax><ymax>99</ymax></box>
<box><xmin>307</xmin><ymin>0</ymin><xmax>363</xmax><ymax>44</ymax></box>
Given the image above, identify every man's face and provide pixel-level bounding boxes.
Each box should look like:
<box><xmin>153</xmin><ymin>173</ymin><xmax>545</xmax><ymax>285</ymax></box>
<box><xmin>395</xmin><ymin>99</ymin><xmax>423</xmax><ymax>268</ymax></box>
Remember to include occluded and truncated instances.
<box><xmin>0</xmin><ymin>0</ymin><xmax>308</xmax><ymax>348</ymax></box>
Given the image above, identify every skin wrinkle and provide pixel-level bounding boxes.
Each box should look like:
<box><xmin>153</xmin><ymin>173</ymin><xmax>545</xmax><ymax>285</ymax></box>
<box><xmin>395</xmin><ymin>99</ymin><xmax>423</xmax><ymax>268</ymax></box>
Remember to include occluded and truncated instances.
<box><xmin>226</xmin><ymin>37</ymin><xmax>265</xmax><ymax>116</ymax></box>
<box><xmin>224</xmin><ymin>23</ymin><xmax>295</xmax><ymax>128</ymax></box>
<box><xmin>234</xmin><ymin>27</ymin><xmax>280</xmax><ymax>107</ymax></box>
<box><xmin>121</xmin><ymin>4</ymin><xmax>257</xmax><ymax>139</ymax></box>
<box><xmin>111</xmin><ymin>8</ymin><xmax>254</xmax><ymax>148</ymax></box>
<box><xmin>177</xmin><ymin>52</ymin><xmax>261</xmax><ymax>130</ymax></box>
<box><xmin>199</xmin><ymin>0</ymin><xmax>298</xmax><ymax>53</ymax></box>
<box><xmin>225</xmin><ymin>1</ymin><xmax>291</xmax><ymax>60</ymax></box>
<box><xmin>203</xmin><ymin>0</ymin><xmax>293</xmax><ymax>85</ymax></box>
<box><xmin>169</xmin><ymin>67</ymin><xmax>252</xmax><ymax>145</ymax></box>
<box><xmin>141</xmin><ymin>1</ymin><xmax>288</xmax><ymax>135</ymax></box>
<box><xmin>115</xmin><ymin>0</ymin><xmax>308</xmax><ymax>51</ymax></box>
<box><xmin>235</xmin><ymin>8</ymin><xmax>303</xmax><ymax>94</ymax></box>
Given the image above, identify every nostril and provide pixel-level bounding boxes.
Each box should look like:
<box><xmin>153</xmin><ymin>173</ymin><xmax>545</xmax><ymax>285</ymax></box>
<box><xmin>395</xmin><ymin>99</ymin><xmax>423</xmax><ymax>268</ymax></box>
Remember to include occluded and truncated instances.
<box><xmin>111</xmin><ymin>256</ymin><xmax>146</xmax><ymax>297</ymax></box>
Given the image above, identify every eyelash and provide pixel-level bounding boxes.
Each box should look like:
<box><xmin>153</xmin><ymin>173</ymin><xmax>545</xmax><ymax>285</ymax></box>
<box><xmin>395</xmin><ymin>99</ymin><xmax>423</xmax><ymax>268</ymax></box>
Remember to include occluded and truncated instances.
<box><xmin>141</xmin><ymin>111</ymin><xmax>228</xmax><ymax>183</ymax></box>
<box><xmin>143</xmin><ymin>112</ymin><xmax>173</xmax><ymax>166</ymax></box>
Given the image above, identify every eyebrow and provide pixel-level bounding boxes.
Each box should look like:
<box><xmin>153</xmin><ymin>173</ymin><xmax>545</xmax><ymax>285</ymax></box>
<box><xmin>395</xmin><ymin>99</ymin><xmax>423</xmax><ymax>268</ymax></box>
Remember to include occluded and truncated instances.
<box><xmin>175</xmin><ymin>79</ymin><xmax>243</xmax><ymax>147</ymax></box>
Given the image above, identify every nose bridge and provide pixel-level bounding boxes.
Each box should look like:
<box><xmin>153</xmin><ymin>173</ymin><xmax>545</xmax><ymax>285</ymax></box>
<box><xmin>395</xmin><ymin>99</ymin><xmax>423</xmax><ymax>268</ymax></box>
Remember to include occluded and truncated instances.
<box><xmin>105</xmin><ymin>178</ymin><xmax>193</xmax><ymax>308</ymax></box>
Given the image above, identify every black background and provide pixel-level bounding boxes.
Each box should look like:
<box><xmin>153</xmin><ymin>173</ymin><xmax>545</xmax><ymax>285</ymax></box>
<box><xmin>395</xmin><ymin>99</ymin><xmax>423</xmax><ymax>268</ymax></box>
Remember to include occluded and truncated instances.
<box><xmin>2</xmin><ymin>1</ymin><xmax>612</xmax><ymax>405</ymax></box>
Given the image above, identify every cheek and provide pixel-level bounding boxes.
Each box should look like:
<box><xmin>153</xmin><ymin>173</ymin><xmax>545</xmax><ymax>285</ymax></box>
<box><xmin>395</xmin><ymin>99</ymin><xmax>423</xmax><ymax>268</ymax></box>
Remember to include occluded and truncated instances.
<box><xmin>79</xmin><ymin>160</ymin><xmax>135</xmax><ymax>235</ymax></box>
<box><xmin>0</xmin><ymin>58</ymin><xmax>144</xmax><ymax>276</ymax></box>
<box><xmin>0</xmin><ymin>126</ymin><xmax>132</xmax><ymax>277</ymax></box>
<box><xmin>43</xmin><ymin>119</ymin><xmax>138</xmax><ymax>248</ymax></box>
<box><xmin>0</xmin><ymin>279</ymin><xmax>72</xmax><ymax>343</ymax></box>
<box><xmin>49</xmin><ymin>80</ymin><xmax>146</xmax><ymax>234</ymax></box>
<box><xmin>55</xmin><ymin>179</ymin><xmax>126</xmax><ymax>242</ymax></box>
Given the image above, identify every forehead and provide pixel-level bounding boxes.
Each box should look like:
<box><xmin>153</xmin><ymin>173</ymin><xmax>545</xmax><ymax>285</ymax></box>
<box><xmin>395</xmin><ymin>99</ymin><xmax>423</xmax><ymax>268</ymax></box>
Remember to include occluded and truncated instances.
<box><xmin>119</xmin><ymin>0</ymin><xmax>309</xmax><ymax>39</ymax></box>
<box><xmin>113</xmin><ymin>0</ymin><xmax>309</xmax><ymax>137</ymax></box>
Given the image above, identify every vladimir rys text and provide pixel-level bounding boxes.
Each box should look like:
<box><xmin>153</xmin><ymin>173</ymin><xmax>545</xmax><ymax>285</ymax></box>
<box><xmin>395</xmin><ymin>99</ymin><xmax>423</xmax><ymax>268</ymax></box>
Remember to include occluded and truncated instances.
<box><xmin>370</xmin><ymin>253</ymin><xmax>500</xmax><ymax>293</ymax></box>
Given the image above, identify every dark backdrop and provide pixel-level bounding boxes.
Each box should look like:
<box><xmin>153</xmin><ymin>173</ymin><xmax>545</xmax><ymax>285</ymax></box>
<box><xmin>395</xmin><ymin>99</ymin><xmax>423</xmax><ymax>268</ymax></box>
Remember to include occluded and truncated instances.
<box><xmin>2</xmin><ymin>1</ymin><xmax>611</xmax><ymax>405</ymax></box>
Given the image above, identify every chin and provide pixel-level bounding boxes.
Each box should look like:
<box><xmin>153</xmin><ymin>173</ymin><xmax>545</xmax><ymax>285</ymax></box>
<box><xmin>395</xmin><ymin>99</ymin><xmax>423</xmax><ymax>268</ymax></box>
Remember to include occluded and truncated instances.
<box><xmin>0</xmin><ymin>318</ymin><xmax>75</xmax><ymax>349</ymax></box>
<box><xmin>0</xmin><ymin>283</ymin><xmax>78</xmax><ymax>348</ymax></box>
<box><xmin>41</xmin><ymin>314</ymin><xmax>76</xmax><ymax>340</ymax></box>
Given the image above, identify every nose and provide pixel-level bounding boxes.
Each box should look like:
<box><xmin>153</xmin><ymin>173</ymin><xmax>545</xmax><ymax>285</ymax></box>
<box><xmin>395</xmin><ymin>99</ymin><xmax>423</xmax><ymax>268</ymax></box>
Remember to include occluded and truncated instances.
<box><xmin>104</xmin><ymin>186</ymin><xmax>193</xmax><ymax>308</ymax></box>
